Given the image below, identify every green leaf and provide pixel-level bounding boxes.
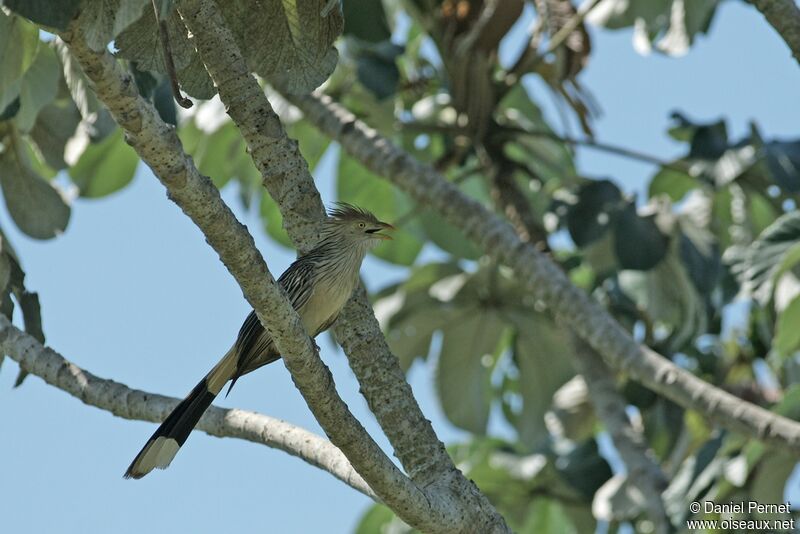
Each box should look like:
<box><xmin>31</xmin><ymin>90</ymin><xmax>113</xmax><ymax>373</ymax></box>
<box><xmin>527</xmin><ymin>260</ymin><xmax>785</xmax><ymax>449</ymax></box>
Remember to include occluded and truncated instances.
<box><xmin>565</xmin><ymin>180</ymin><xmax>622</xmax><ymax>247</ymax></box>
<box><xmin>221</xmin><ymin>0</ymin><xmax>344</xmax><ymax>94</ymax></box>
<box><xmin>79</xmin><ymin>0</ymin><xmax>150</xmax><ymax>51</ymax></box>
<box><xmin>648</xmin><ymin>167</ymin><xmax>698</xmax><ymax>202</ymax></box>
<box><xmin>749</xmin><ymin>452</ymin><xmax>796</xmax><ymax>520</ymax></box>
<box><xmin>28</xmin><ymin>98</ymin><xmax>82</xmax><ymax>170</ymax></box>
<box><xmin>69</xmin><ymin>129</ymin><xmax>139</xmax><ymax>198</ymax></box>
<box><xmin>612</xmin><ymin>202</ymin><xmax>669</xmax><ymax>271</ymax></box>
<box><xmin>419</xmin><ymin>211</ymin><xmax>481</xmax><ymax>259</ymax></box>
<box><xmin>342</xmin><ymin>0</ymin><xmax>390</xmax><ymax>42</ymax></box>
<box><xmin>3</xmin><ymin>0</ymin><xmax>82</xmax><ymax>30</ymax></box>
<box><xmin>286</xmin><ymin>119</ymin><xmax>330</xmax><ymax>170</ymax></box>
<box><xmin>734</xmin><ymin>211</ymin><xmax>800</xmax><ymax>304</ymax></box>
<box><xmin>762</xmin><ymin>140</ymin><xmax>800</xmax><ymax>193</ymax></box>
<box><xmin>0</xmin><ymin>12</ymin><xmax>39</xmax><ymax>110</ymax></box>
<box><xmin>619</xmin><ymin>252</ymin><xmax>705</xmax><ymax>351</ymax></box>
<box><xmin>354</xmin><ymin>40</ymin><xmax>403</xmax><ymax>100</ymax></box>
<box><xmin>337</xmin><ymin>153</ymin><xmax>422</xmax><ymax>265</ymax></box>
<box><xmin>259</xmin><ymin>191</ymin><xmax>292</xmax><ymax>248</ymax></box>
<box><xmin>775</xmin><ymin>296</ymin><xmax>800</xmax><ymax>357</ymax></box>
<box><xmin>436</xmin><ymin>310</ymin><xmax>504</xmax><ymax>434</ymax></box>
<box><xmin>510</xmin><ymin>312</ymin><xmax>575</xmax><ymax>445</ymax></box>
<box><xmin>15</xmin><ymin>44</ymin><xmax>61</xmax><ymax>132</ymax></box>
<box><xmin>0</xmin><ymin>138</ymin><xmax>70</xmax><ymax>239</ymax></box>
<box><xmin>116</xmin><ymin>9</ymin><xmax>214</xmax><ymax>99</ymax></box>
<box><xmin>354</xmin><ymin>504</ymin><xmax>411</xmax><ymax>534</ymax></box>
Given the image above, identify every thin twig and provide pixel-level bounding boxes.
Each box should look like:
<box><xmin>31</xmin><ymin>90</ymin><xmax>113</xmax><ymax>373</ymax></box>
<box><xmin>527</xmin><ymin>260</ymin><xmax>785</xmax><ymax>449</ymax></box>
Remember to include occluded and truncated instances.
<box><xmin>152</xmin><ymin>0</ymin><xmax>193</xmax><ymax>109</ymax></box>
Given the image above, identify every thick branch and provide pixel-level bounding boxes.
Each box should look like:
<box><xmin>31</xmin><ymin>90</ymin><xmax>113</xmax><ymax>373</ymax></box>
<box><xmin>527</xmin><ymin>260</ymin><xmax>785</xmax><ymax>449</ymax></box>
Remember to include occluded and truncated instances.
<box><xmin>175</xmin><ymin>1</ymin><xmax>510</xmax><ymax>532</ymax></box>
<box><xmin>287</xmin><ymin>91</ymin><xmax>800</xmax><ymax>455</ymax></box>
<box><xmin>0</xmin><ymin>315</ymin><xmax>373</xmax><ymax>497</ymax></box>
<box><xmin>748</xmin><ymin>0</ymin><xmax>800</xmax><ymax>66</ymax></box>
<box><xmin>58</xmin><ymin>26</ymin><xmax>437</xmax><ymax>528</ymax></box>
<box><xmin>569</xmin><ymin>338</ymin><xmax>669</xmax><ymax>532</ymax></box>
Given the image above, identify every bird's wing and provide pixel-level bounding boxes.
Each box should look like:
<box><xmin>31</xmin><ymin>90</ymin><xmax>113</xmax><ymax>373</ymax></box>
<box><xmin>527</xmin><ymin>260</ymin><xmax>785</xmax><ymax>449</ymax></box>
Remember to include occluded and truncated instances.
<box><xmin>229</xmin><ymin>259</ymin><xmax>318</xmax><ymax>387</ymax></box>
<box><xmin>278</xmin><ymin>257</ymin><xmax>317</xmax><ymax>311</ymax></box>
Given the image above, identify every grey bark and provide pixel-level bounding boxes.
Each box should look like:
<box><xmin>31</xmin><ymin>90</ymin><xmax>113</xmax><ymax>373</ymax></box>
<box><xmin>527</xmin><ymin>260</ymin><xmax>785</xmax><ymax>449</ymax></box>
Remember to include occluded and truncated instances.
<box><xmin>58</xmin><ymin>25</ymin><xmax>445</xmax><ymax>531</ymax></box>
<box><xmin>175</xmin><ymin>1</ymin><xmax>512</xmax><ymax>532</ymax></box>
<box><xmin>0</xmin><ymin>315</ymin><xmax>374</xmax><ymax>497</ymax></box>
<box><xmin>749</xmin><ymin>0</ymin><xmax>800</xmax><ymax>66</ymax></box>
<box><xmin>287</xmin><ymin>90</ymin><xmax>800</xmax><ymax>455</ymax></box>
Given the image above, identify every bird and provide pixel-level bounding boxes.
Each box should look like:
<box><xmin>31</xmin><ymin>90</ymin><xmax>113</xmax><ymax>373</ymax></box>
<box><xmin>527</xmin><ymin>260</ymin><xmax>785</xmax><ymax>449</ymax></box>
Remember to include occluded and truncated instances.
<box><xmin>124</xmin><ymin>204</ymin><xmax>395</xmax><ymax>479</ymax></box>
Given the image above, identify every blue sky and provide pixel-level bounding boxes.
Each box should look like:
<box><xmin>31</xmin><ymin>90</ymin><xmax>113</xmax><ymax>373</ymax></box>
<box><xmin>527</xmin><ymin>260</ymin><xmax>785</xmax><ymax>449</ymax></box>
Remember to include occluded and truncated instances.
<box><xmin>2</xmin><ymin>2</ymin><xmax>800</xmax><ymax>533</ymax></box>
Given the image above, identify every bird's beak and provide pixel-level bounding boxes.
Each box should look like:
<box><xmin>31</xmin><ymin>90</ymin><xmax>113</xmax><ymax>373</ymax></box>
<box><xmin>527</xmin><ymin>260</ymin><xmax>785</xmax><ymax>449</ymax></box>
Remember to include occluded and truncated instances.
<box><xmin>373</xmin><ymin>221</ymin><xmax>395</xmax><ymax>241</ymax></box>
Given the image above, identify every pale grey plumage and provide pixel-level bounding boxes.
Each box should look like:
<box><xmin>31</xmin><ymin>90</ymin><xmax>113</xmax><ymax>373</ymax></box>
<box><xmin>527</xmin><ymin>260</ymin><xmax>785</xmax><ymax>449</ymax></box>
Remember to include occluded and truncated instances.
<box><xmin>124</xmin><ymin>204</ymin><xmax>394</xmax><ymax>479</ymax></box>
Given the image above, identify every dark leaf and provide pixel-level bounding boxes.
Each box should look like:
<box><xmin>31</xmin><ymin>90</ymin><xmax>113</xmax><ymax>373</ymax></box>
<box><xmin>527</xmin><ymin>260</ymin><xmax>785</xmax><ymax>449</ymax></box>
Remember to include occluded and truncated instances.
<box><xmin>3</xmin><ymin>0</ymin><xmax>81</xmax><ymax>30</ymax></box>
<box><xmin>221</xmin><ymin>0</ymin><xmax>343</xmax><ymax>94</ymax></box>
<box><xmin>78</xmin><ymin>0</ymin><xmax>150</xmax><ymax>51</ymax></box>
<box><xmin>565</xmin><ymin>180</ymin><xmax>622</xmax><ymax>247</ymax></box>
<box><xmin>0</xmin><ymin>97</ymin><xmax>20</xmax><ymax>120</ymax></box>
<box><xmin>762</xmin><ymin>139</ymin><xmax>800</xmax><ymax>193</ymax></box>
<box><xmin>612</xmin><ymin>202</ymin><xmax>669</xmax><ymax>271</ymax></box>
<box><xmin>355</xmin><ymin>41</ymin><xmax>403</xmax><ymax>100</ymax></box>
<box><xmin>342</xmin><ymin>0</ymin><xmax>390</xmax><ymax>43</ymax></box>
<box><xmin>0</xmin><ymin>11</ymin><xmax>39</xmax><ymax>110</ymax></box>
<box><xmin>0</xmin><ymin>138</ymin><xmax>70</xmax><ymax>239</ymax></box>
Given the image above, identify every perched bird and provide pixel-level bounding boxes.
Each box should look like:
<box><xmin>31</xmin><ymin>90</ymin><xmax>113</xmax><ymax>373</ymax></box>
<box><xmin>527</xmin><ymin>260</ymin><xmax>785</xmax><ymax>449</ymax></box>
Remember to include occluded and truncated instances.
<box><xmin>124</xmin><ymin>204</ymin><xmax>394</xmax><ymax>479</ymax></box>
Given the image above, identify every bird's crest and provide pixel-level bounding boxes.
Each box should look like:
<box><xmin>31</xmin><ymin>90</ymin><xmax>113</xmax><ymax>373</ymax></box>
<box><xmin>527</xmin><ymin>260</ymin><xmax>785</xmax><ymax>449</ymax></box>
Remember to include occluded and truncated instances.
<box><xmin>328</xmin><ymin>202</ymin><xmax>381</xmax><ymax>225</ymax></box>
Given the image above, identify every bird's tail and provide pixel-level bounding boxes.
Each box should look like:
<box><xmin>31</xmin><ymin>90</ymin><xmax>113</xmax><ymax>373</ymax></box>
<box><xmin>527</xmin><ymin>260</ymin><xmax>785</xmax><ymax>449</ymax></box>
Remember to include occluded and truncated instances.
<box><xmin>124</xmin><ymin>348</ymin><xmax>238</xmax><ymax>479</ymax></box>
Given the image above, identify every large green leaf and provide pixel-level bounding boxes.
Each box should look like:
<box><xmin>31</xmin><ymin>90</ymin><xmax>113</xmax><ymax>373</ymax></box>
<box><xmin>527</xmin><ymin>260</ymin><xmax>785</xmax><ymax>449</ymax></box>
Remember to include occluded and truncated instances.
<box><xmin>116</xmin><ymin>8</ymin><xmax>215</xmax><ymax>99</ymax></box>
<box><xmin>337</xmin><ymin>153</ymin><xmax>422</xmax><ymax>265</ymax></box>
<box><xmin>16</xmin><ymin>43</ymin><xmax>61</xmax><ymax>132</ymax></box>
<box><xmin>28</xmin><ymin>98</ymin><xmax>82</xmax><ymax>170</ymax></box>
<box><xmin>342</xmin><ymin>0</ymin><xmax>390</xmax><ymax>43</ymax></box>
<box><xmin>436</xmin><ymin>310</ymin><xmax>504</xmax><ymax>434</ymax></box>
<box><xmin>0</xmin><ymin>137</ymin><xmax>70</xmax><ymax>240</ymax></box>
<box><xmin>3</xmin><ymin>0</ymin><xmax>82</xmax><ymax>30</ymax></box>
<box><xmin>734</xmin><ymin>211</ymin><xmax>800</xmax><ymax>304</ymax></box>
<box><xmin>419</xmin><ymin>211</ymin><xmax>481</xmax><ymax>259</ymax></box>
<box><xmin>510</xmin><ymin>312</ymin><xmax>575</xmax><ymax>445</ymax></box>
<box><xmin>618</xmin><ymin>251</ymin><xmax>705</xmax><ymax>351</ymax></box>
<box><xmin>221</xmin><ymin>0</ymin><xmax>343</xmax><ymax>94</ymax></box>
<box><xmin>69</xmin><ymin>129</ymin><xmax>139</xmax><ymax>198</ymax></box>
<box><xmin>78</xmin><ymin>0</ymin><xmax>150</xmax><ymax>51</ymax></box>
<box><xmin>0</xmin><ymin>12</ymin><xmax>39</xmax><ymax>110</ymax></box>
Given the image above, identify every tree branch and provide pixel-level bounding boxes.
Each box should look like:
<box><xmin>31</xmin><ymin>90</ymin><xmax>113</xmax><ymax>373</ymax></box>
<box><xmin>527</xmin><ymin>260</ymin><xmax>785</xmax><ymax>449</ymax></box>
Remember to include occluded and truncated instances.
<box><xmin>569</xmin><ymin>338</ymin><xmax>670</xmax><ymax>532</ymax></box>
<box><xmin>286</xmin><ymin>90</ymin><xmax>800</xmax><ymax>455</ymax></box>
<box><xmin>57</xmin><ymin>25</ymin><xmax>441</xmax><ymax>530</ymax></box>
<box><xmin>174</xmin><ymin>1</ymin><xmax>511</xmax><ymax>532</ymax></box>
<box><xmin>748</xmin><ymin>0</ymin><xmax>800</xmax><ymax>66</ymax></box>
<box><xmin>489</xmin><ymin>164</ymin><xmax>669</xmax><ymax>530</ymax></box>
<box><xmin>0</xmin><ymin>315</ymin><xmax>374</xmax><ymax>498</ymax></box>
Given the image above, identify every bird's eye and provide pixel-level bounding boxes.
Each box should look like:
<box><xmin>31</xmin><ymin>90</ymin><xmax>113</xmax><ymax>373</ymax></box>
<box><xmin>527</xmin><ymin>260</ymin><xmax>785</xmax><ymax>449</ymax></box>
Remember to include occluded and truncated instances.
<box><xmin>358</xmin><ymin>222</ymin><xmax>365</xmax><ymax>228</ymax></box>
